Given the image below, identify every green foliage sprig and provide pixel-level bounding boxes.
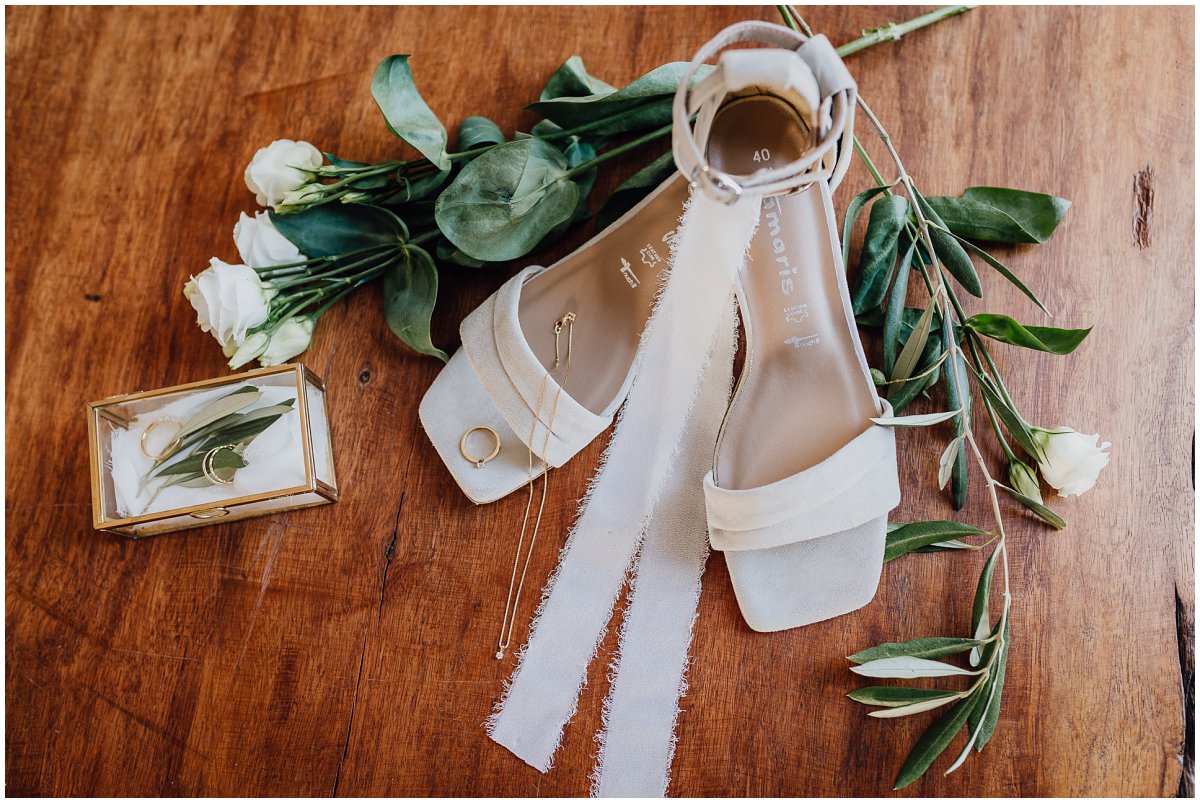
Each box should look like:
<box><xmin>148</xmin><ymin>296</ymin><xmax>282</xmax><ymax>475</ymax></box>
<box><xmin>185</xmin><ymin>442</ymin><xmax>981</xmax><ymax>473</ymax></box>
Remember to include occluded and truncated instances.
<box><xmin>780</xmin><ymin>4</ymin><xmax>1110</xmax><ymax>791</ymax></box>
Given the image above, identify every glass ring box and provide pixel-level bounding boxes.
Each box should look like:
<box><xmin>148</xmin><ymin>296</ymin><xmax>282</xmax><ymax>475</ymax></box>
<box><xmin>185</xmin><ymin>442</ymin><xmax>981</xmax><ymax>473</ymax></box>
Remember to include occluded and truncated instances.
<box><xmin>87</xmin><ymin>364</ymin><xmax>337</xmax><ymax>537</ymax></box>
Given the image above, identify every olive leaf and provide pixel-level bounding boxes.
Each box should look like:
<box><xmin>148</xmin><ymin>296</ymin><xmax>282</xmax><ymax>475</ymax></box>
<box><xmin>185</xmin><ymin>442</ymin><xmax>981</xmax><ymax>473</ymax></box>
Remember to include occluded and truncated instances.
<box><xmin>889</xmin><ymin>295</ymin><xmax>938</xmax><ymax>387</ymax></box>
<box><xmin>869</xmin><ymin>694</ymin><xmax>963</xmax><ymax>719</ymax></box>
<box><xmin>849</xmin><ymin>686</ymin><xmax>963</xmax><ymax>707</ymax></box>
<box><xmin>927</xmin><ymin>187</ymin><xmax>1070</xmax><ymax>244</ymax></box>
<box><xmin>963</xmin><ymin>313</ymin><xmax>1091</xmax><ymax>355</ymax></box>
<box><xmin>153</xmin><ymin>444</ymin><xmax>249</xmax><ymax>478</ymax></box>
<box><xmin>176</xmin><ymin>386</ymin><xmax>261</xmax><ymax>441</ymax></box>
<box><xmin>949</xmin><ymin>233</ymin><xmax>1050</xmax><ymax>315</ymax></box>
<box><xmin>887</xmin><ymin>307</ymin><xmax>944</xmax><ymax>414</ymax></box>
<box><xmin>270</xmin><ymin>204</ymin><xmax>406</xmax><ymax>258</ymax></box>
<box><xmin>913</xmin><ymin>189</ymin><xmax>982</xmax><ymax>297</ymax></box>
<box><xmin>538</xmin><ymin>55</ymin><xmax>617</xmax><ymax>101</ymax></box>
<box><xmin>457</xmin><ymin>115</ymin><xmax>505</xmax><ymax>153</ymax></box>
<box><xmin>974</xmin><ymin>375</ymin><xmax>1041</xmax><ymax>462</ymax></box>
<box><xmin>882</xmin><ymin>235</ymin><xmax>918</xmax><ymax>374</ymax></box>
<box><xmin>595</xmin><ymin>150</ymin><xmax>676</xmax><ymax>229</ymax></box>
<box><xmin>372</xmin><ymin>55</ymin><xmax>450</xmax><ymax>171</ymax></box>
<box><xmin>999</xmin><ymin>483</ymin><xmax>1067</xmax><ymax>529</ymax></box>
<box><xmin>849</xmin><ymin>636</ymin><xmax>985</xmax><ymax>663</ymax></box>
<box><xmin>969</xmin><ymin>548</ymin><xmax>1000</xmax><ymax>666</ymax></box>
<box><xmin>434</xmin><ymin>137</ymin><xmax>580</xmax><ymax>261</ymax></box>
<box><xmin>968</xmin><ymin>617</ymin><xmax>1010</xmax><ymax>750</ymax></box>
<box><xmin>940</xmin><ymin>317</ymin><xmax>970</xmax><ymax>509</ymax></box>
<box><xmin>852</xmin><ymin>195</ymin><xmax>909</xmax><ymax>314</ymax></box>
<box><xmin>384</xmin><ymin>245</ymin><xmax>446</xmax><ymax>361</ymax></box>
<box><xmin>938</xmin><ymin>434</ymin><xmax>963</xmax><ymax>490</ymax></box>
<box><xmin>871</xmin><ymin>410</ymin><xmax>959</xmax><ymax>427</ymax></box>
<box><xmin>841</xmin><ymin>185</ymin><xmax>893</xmax><ymax>269</ymax></box>
<box><xmin>195</xmin><ymin>409</ymin><xmax>290</xmax><ymax>454</ymax></box>
<box><xmin>885</xmin><ymin>520</ymin><xmax>990</xmax><ymax>562</ymax></box>
<box><xmin>527</xmin><ymin>62</ymin><xmax>712</xmax><ymax>136</ymax></box>
<box><xmin>851</xmin><ymin>656</ymin><xmax>979</xmax><ymax>679</ymax></box>
<box><xmin>893</xmin><ymin>693</ymin><xmax>987</xmax><ymax>790</ymax></box>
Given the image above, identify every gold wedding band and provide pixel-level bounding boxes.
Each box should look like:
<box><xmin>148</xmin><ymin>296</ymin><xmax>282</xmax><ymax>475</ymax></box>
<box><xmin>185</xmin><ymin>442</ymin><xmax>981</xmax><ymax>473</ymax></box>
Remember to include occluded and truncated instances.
<box><xmin>201</xmin><ymin>444</ymin><xmax>238</xmax><ymax>485</ymax></box>
<box><xmin>460</xmin><ymin>426</ymin><xmax>501</xmax><ymax>468</ymax></box>
<box><xmin>140</xmin><ymin>417</ymin><xmax>183</xmax><ymax>460</ymax></box>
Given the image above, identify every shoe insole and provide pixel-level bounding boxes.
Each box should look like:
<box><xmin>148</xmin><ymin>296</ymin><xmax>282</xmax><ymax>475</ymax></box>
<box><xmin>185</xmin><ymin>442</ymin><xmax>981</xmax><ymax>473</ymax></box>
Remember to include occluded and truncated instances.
<box><xmin>517</xmin><ymin>175</ymin><xmax>688</xmax><ymax>414</ymax></box>
<box><xmin>708</xmin><ymin>95</ymin><xmax>879</xmax><ymax>490</ymax></box>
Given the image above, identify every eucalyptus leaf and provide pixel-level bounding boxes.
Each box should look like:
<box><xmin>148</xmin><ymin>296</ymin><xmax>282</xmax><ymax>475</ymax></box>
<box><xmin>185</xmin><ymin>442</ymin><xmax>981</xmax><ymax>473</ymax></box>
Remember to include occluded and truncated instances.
<box><xmin>270</xmin><ymin>204</ymin><xmax>406</xmax><ymax>258</ymax></box>
<box><xmin>595</xmin><ymin>151</ymin><xmax>676</xmax><ymax>230</ymax></box>
<box><xmin>963</xmin><ymin>313</ymin><xmax>1091</xmax><ymax>355</ymax></box>
<box><xmin>457</xmin><ymin>115</ymin><xmax>505</xmax><ymax>153</ymax></box>
<box><xmin>385</xmin><ymin>168</ymin><xmax>451</xmax><ymax>204</ymax></box>
<box><xmin>950</xmin><ymin>233</ymin><xmax>1050</xmax><ymax>315</ymax></box>
<box><xmin>893</xmin><ymin>693</ymin><xmax>987</xmax><ymax>790</ymax></box>
<box><xmin>914</xmin><ymin>189</ymin><xmax>982</xmax><ymax>297</ymax></box>
<box><xmin>850</xmin><ymin>636</ymin><xmax>985</xmax><ymax>664</ymax></box>
<box><xmin>538</xmin><ymin>55</ymin><xmax>617</xmax><ymax>101</ymax></box>
<box><xmin>841</xmin><ymin>185</ymin><xmax>893</xmax><ymax>270</ymax></box>
<box><xmin>969</xmin><ymin>548</ymin><xmax>1000</xmax><ymax>666</ymax></box>
<box><xmin>384</xmin><ymin>245</ymin><xmax>446</xmax><ymax>361</ymax></box>
<box><xmin>527</xmin><ymin>62</ymin><xmax>712</xmax><ymax>136</ymax></box>
<box><xmin>884</xmin><ymin>520</ymin><xmax>990</xmax><ymax>562</ymax></box>
<box><xmin>852</xmin><ymin>195</ymin><xmax>909</xmax><ymax>315</ymax></box>
<box><xmin>372</xmin><ymin>55</ymin><xmax>450</xmax><ymax>170</ymax></box>
<box><xmin>851</xmin><ymin>656</ymin><xmax>978</xmax><ymax>679</ymax></box>
<box><xmin>1000</xmin><ymin>483</ymin><xmax>1067</xmax><ymax>530</ymax></box>
<box><xmin>871</xmin><ymin>410</ymin><xmax>959</xmax><ymax>427</ymax></box>
<box><xmin>435</xmin><ymin>237</ymin><xmax>488</xmax><ymax>269</ymax></box>
<box><xmin>435</xmin><ymin>137</ymin><xmax>580</xmax><ymax>261</ymax></box>
<box><xmin>849</xmin><ymin>686</ymin><xmax>963</xmax><ymax>707</ymax></box>
<box><xmin>928</xmin><ymin>187</ymin><xmax>1070</xmax><ymax>244</ymax></box>
<box><xmin>870</xmin><ymin>694</ymin><xmax>962</xmax><ymax>719</ymax></box>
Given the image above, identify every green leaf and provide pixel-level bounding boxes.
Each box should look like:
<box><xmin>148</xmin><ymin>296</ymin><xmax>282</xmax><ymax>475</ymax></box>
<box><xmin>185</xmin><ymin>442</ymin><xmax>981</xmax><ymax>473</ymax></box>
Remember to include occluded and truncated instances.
<box><xmin>950</xmin><ymin>233</ymin><xmax>1050</xmax><ymax>315</ymax></box>
<box><xmin>928</xmin><ymin>187</ymin><xmax>1070</xmax><ymax>244</ymax></box>
<box><xmin>153</xmin><ymin>445</ymin><xmax>248</xmax><ymax>478</ymax></box>
<box><xmin>527</xmin><ymin>62</ymin><xmax>712</xmax><ymax>136</ymax></box>
<box><xmin>538</xmin><ymin>55</ymin><xmax>616</xmax><ymax>101</ymax></box>
<box><xmin>938</xmin><ymin>434</ymin><xmax>963</xmax><ymax>490</ymax></box>
<box><xmin>882</xmin><ymin>235</ymin><xmax>917</xmax><ymax>375</ymax></box>
<box><xmin>849</xmin><ymin>686</ymin><xmax>963</xmax><ymax>707</ymax></box>
<box><xmin>885</xmin><ymin>520</ymin><xmax>990</xmax><ymax>562</ymax></box>
<box><xmin>888</xmin><ymin>310</ymin><xmax>944</xmax><ymax>414</ymax></box>
<box><xmin>969</xmin><ymin>548</ymin><xmax>1000</xmax><ymax>666</ymax></box>
<box><xmin>894</xmin><ymin>693</ymin><xmax>987</xmax><ymax>790</ymax></box>
<box><xmin>852</xmin><ymin>195</ymin><xmax>909</xmax><ymax>315</ymax></box>
<box><xmin>914</xmin><ymin>189</ymin><xmax>982</xmax><ymax>297</ymax></box>
<box><xmin>939</xmin><ymin>317</ymin><xmax>970</xmax><ymax>510</ymax></box>
<box><xmin>963</xmin><ymin>313</ymin><xmax>1091</xmax><ymax>355</ymax></box>
<box><xmin>270</xmin><ymin>204</ymin><xmax>406</xmax><ymax>259</ymax></box>
<box><xmin>871</xmin><ymin>410</ymin><xmax>959</xmax><ymax>427</ymax></box>
<box><xmin>851</xmin><ymin>656</ymin><xmax>978</xmax><ymax>679</ymax></box>
<box><xmin>870</xmin><ymin>695</ymin><xmax>963</xmax><ymax>719</ymax></box>
<box><xmin>457</xmin><ymin>115</ymin><xmax>505</xmax><ymax>153</ymax></box>
<box><xmin>595</xmin><ymin>151</ymin><xmax>676</xmax><ymax>230</ymax></box>
<box><xmin>435</xmin><ymin>237</ymin><xmax>488</xmax><ymax>269</ymax></box>
<box><xmin>915</xmin><ymin>539</ymin><xmax>981</xmax><ymax>553</ymax></box>
<box><xmin>434</xmin><ymin>138</ymin><xmax>579</xmax><ymax>261</ymax></box>
<box><xmin>1000</xmin><ymin>483</ymin><xmax>1067</xmax><ymax>530</ymax></box>
<box><xmin>384</xmin><ymin>245</ymin><xmax>446</xmax><ymax>361</ymax></box>
<box><xmin>889</xmin><ymin>294</ymin><xmax>937</xmax><ymax>389</ymax></box>
<box><xmin>176</xmin><ymin>386</ymin><xmax>260</xmax><ymax>441</ymax></box>
<box><xmin>196</xmin><ymin>411</ymin><xmax>288</xmax><ymax>453</ymax></box>
<box><xmin>974</xmin><ymin>374</ymin><xmax>1041</xmax><ymax>461</ymax></box>
<box><xmin>386</xmin><ymin>168</ymin><xmax>451</xmax><ymax>204</ymax></box>
<box><xmin>841</xmin><ymin>185</ymin><xmax>892</xmax><ymax>269</ymax></box>
<box><xmin>850</xmin><ymin>636</ymin><xmax>984</xmax><ymax>664</ymax></box>
<box><xmin>969</xmin><ymin>617</ymin><xmax>1010</xmax><ymax>750</ymax></box>
<box><xmin>371</xmin><ymin>55</ymin><xmax>450</xmax><ymax>171</ymax></box>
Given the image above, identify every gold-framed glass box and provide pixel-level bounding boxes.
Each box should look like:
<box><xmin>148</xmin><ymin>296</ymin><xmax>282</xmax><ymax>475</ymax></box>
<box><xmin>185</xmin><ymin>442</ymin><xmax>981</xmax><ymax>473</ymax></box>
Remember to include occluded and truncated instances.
<box><xmin>87</xmin><ymin>364</ymin><xmax>337</xmax><ymax>537</ymax></box>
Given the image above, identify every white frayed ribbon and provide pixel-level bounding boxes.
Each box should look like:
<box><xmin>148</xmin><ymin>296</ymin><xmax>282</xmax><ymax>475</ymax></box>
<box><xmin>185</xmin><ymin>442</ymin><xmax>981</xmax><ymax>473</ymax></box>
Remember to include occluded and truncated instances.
<box><xmin>486</xmin><ymin>189</ymin><xmax>761</xmax><ymax>796</ymax></box>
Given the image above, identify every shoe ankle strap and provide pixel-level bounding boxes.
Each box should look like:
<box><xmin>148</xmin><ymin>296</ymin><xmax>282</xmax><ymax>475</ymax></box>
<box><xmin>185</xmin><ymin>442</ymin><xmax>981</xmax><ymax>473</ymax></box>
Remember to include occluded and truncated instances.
<box><xmin>672</xmin><ymin>21</ymin><xmax>858</xmax><ymax>204</ymax></box>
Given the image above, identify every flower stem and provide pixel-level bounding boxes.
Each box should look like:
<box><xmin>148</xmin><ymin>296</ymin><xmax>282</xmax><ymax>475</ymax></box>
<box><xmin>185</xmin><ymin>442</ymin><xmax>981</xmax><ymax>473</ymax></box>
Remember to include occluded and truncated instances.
<box><xmin>563</xmin><ymin>121</ymin><xmax>674</xmax><ymax>178</ymax></box>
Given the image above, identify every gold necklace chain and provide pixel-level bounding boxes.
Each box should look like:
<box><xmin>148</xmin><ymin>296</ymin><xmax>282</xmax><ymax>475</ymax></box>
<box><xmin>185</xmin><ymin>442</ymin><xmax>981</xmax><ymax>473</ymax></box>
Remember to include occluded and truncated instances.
<box><xmin>496</xmin><ymin>311</ymin><xmax>576</xmax><ymax>660</ymax></box>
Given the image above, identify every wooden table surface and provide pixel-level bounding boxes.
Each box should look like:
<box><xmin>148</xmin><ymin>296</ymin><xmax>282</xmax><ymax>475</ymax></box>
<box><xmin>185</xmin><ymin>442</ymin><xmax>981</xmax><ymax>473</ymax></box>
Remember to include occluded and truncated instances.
<box><xmin>6</xmin><ymin>5</ymin><xmax>1194</xmax><ymax>797</ymax></box>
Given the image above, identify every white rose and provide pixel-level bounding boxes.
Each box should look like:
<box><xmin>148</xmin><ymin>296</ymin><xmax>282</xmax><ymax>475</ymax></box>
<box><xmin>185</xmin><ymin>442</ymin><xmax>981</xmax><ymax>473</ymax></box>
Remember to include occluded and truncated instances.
<box><xmin>233</xmin><ymin>211</ymin><xmax>306</xmax><ymax>268</ymax></box>
<box><xmin>227</xmin><ymin>332</ymin><xmax>270</xmax><ymax>370</ymax></box>
<box><xmin>1033</xmin><ymin>426</ymin><xmax>1111</xmax><ymax>497</ymax></box>
<box><xmin>243</xmin><ymin>139</ymin><xmax>323</xmax><ymax>208</ymax></box>
<box><xmin>259</xmin><ymin>317</ymin><xmax>315</xmax><ymax>367</ymax></box>
<box><xmin>184</xmin><ymin>259</ymin><xmax>274</xmax><ymax>348</ymax></box>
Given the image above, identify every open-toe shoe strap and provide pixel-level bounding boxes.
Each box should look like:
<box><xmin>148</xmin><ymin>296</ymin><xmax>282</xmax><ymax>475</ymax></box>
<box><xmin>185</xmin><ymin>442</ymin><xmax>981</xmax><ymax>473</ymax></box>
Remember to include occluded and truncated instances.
<box><xmin>672</xmin><ymin>20</ymin><xmax>857</xmax><ymax>204</ymax></box>
<box><xmin>704</xmin><ymin>402</ymin><xmax>900</xmax><ymax>551</ymax></box>
<box><xmin>459</xmin><ymin>265</ymin><xmax>611</xmax><ymax>467</ymax></box>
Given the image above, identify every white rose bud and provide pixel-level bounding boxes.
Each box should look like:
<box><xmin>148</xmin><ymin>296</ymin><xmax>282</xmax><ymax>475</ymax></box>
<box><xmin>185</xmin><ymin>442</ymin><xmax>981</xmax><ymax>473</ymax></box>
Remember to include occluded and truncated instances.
<box><xmin>276</xmin><ymin>183</ymin><xmax>324</xmax><ymax>211</ymax></box>
<box><xmin>1033</xmin><ymin>426</ymin><xmax>1111</xmax><ymax>497</ymax></box>
<box><xmin>184</xmin><ymin>259</ymin><xmax>274</xmax><ymax>348</ymax></box>
<box><xmin>233</xmin><ymin>211</ymin><xmax>306</xmax><ymax>268</ymax></box>
<box><xmin>243</xmin><ymin>139</ymin><xmax>323</xmax><ymax>208</ymax></box>
<box><xmin>227</xmin><ymin>332</ymin><xmax>270</xmax><ymax>370</ymax></box>
<box><xmin>259</xmin><ymin>317</ymin><xmax>315</xmax><ymax>367</ymax></box>
<box><xmin>1008</xmin><ymin>459</ymin><xmax>1043</xmax><ymax>503</ymax></box>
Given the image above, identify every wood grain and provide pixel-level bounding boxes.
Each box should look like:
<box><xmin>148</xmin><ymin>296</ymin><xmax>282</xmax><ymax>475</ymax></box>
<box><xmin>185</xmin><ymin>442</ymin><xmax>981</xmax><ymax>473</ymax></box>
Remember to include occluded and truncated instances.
<box><xmin>5</xmin><ymin>5</ymin><xmax>1193</xmax><ymax>796</ymax></box>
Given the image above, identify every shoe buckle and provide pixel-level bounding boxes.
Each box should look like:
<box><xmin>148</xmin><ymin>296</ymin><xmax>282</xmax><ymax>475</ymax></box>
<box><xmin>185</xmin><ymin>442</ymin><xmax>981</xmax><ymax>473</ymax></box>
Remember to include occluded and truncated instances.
<box><xmin>689</xmin><ymin>164</ymin><xmax>743</xmax><ymax>205</ymax></box>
